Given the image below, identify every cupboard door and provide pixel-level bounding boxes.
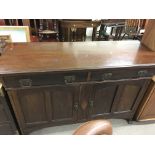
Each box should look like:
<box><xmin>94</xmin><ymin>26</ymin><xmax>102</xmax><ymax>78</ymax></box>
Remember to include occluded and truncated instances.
<box><xmin>8</xmin><ymin>85</ymin><xmax>78</xmax><ymax>133</ymax></box>
<box><xmin>89</xmin><ymin>79</ymin><xmax>150</xmax><ymax>120</ymax></box>
<box><xmin>111</xmin><ymin>79</ymin><xmax>150</xmax><ymax>115</ymax></box>
<box><xmin>89</xmin><ymin>83</ymin><xmax>117</xmax><ymax>119</ymax></box>
<box><xmin>48</xmin><ymin>85</ymin><xmax>78</xmax><ymax>123</ymax></box>
<box><xmin>9</xmin><ymin>88</ymin><xmax>51</xmax><ymax>131</ymax></box>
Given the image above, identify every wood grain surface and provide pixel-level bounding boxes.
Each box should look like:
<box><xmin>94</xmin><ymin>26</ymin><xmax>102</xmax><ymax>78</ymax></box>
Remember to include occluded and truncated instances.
<box><xmin>0</xmin><ymin>41</ymin><xmax>155</xmax><ymax>75</ymax></box>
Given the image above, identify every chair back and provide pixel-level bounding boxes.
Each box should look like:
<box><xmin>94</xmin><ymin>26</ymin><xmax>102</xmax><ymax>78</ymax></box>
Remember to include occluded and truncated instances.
<box><xmin>125</xmin><ymin>19</ymin><xmax>140</xmax><ymax>34</ymax></box>
<box><xmin>39</xmin><ymin>19</ymin><xmax>58</xmax><ymax>32</ymax></box>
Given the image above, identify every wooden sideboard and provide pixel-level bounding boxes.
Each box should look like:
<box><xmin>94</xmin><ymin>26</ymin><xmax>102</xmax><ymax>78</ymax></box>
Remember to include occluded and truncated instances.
<box><xmin>1</xmin><ymin>41</ymin><xmax>155</xmax><ymax>134</ymax></box>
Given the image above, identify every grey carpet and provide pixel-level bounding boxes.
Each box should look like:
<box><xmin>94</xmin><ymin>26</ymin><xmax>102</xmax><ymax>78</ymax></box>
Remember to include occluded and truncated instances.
<box><xmin>30</xmin><ymin>119</ymin><xmax>155</xmax><ymax>135</ymax></box>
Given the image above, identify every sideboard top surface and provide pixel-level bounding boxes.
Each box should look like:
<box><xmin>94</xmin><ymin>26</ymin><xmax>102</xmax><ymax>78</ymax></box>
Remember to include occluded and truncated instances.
<box><xmin>0</xmin><ymin>41</ymin><xmax>155</xmax><ymax>75</ymax></box>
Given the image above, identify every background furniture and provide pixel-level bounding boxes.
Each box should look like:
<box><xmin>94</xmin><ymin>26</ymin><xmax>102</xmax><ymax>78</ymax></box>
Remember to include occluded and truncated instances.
<box><xmin>38</xmin><ymin>19</ymin><xmax>59</xmax><ymax>41</ymax></box>
<box><xmin>59</xmin><ymin>20</ymin><xmax>101</xmax><ymax>41</ymax></box>
<box><xmin>121</xmin><ymin>19</ymin><xmax>146</xmax><ymax>40</ymax></box>
<box><xmin>1</xmin><ymin>19</ymin><xmax>148</xmax><ymax>42</ymax></box>
<box><xmin>0</xmin><ymin>41</ymin><xmax>154</xmax><ymax>134</ymax></box>
<box><xmin>73</xmin><ymin>119</ymin><xmax>112</xmax><ymax>135</ymax></box>
<box><xmin>99</xmin><ymin>19</ymin><xmax>125</xmax><ymax>40</ymax></box>
<box><xmin>0</xmin><ymin>83</ymin><xmax>18</xmax><ymax>134</ymax></box>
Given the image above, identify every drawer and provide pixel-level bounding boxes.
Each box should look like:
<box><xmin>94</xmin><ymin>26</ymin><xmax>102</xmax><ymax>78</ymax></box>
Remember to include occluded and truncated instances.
<box><xmin>4</xmin><ymin>71</ymin><xmax>88</xmax><ymax>89</ymax></box>
<box><xmin>90</xmin><ymin>67</ymin><xmax>155</xmax><ymax>81</ymax></box>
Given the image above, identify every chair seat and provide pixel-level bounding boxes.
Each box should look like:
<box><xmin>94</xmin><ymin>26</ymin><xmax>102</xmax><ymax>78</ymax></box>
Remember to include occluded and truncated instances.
<box><xmin>39</xmin><ymin>30</ymin><xmax>57</xmax><ymax>34</ymax></box>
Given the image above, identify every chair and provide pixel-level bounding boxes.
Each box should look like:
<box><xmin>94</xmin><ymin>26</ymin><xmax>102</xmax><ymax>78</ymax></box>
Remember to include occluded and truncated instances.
<box><xmin>73</xmin><ymin>119</ymin><xmax>112</xmax><ymax>135</ymax></box>
<box><xmin>98</xmin><ymin>19</ymin><xmax>125</xmax><ymax>41</ymax></box>
<box><xmin>59</xmin><ymin>20</ymin><xmax>101</xmax><ymax>42</ymax></box>
<box><xmin>38</xmin><ymin>19</ymin><xmax>59</xmax><ymax>41</ymax></box>
<box><xmin>121</xmin><ymin>19</ymin><xmax>144</xmax><ymax>40</ymax></box>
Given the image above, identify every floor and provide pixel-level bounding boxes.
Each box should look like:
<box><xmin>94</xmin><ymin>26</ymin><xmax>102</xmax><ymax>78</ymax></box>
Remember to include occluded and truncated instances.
<box><xmin>30</xmin><ymin>119</ymin><xmax>155</xmax><ymax>135</ymax></box>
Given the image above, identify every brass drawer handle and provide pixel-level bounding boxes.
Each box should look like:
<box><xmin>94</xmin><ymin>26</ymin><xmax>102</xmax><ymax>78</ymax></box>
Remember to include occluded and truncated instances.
<box><xmin>138</xmin><ymin>70</ymin><xmax>148</xmax><ymax>77</ymax></box>
<box><xmin>64</xmin><ymin>75</ymin><xmax>76</xmax><ymax>84</ymax></box>
<box><xmin>102</xmin><ymin>73</ymin><xmax>113</xmax><ymax>80</ymax></box>
<box><xmin>19</xmin><ymin>79</ymin><xmax>32</xmax><ymax>88</ymax></box>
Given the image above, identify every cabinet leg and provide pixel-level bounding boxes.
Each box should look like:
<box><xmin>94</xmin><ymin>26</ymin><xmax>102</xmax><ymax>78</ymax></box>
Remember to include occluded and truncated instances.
<box><xmin>128</xmin><ymin>119</ymin><xmax>133</xmax><ymax>124</ymax></box>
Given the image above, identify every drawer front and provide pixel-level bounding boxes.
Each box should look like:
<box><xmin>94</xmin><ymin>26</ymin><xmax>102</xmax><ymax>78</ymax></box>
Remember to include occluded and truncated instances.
<box><xmin>4</xmin><ymin>71</ymin><xmax>88</xmax><ymax>89</ymax></box>
<box><xmin>90</xmin><ymin>68</ymin><xmax>155</xmax><ymax>81</ymax></box>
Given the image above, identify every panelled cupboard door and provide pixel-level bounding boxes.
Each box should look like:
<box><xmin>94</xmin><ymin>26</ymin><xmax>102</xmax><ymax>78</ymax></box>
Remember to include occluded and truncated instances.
<box><xmin>111</xmin><ymin>79</ymin><xmax>150</xmax><ymax>115</ymax></box>
<box><xmin>89</xmin><ymin>79</ymin><xmax>150</xmax><ymax>119</ymax></box>
<box><xmin>48</xmin><ymin>85</ymin><xmax>78</xmax><ymax>123</ymax></box>
<box><xmin>8</xmin><ymin>85</ymin><xmax>78</xmax><ymax>133</ymax></box>
<box><xmin>89</xmin><ymin>83</ymin><xmax>117</xmax><ymax>119</ymax></box>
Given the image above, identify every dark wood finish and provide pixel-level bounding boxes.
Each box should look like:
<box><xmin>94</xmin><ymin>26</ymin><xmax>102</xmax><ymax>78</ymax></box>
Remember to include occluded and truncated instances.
<box><xmin>89</xmin><ymin>79</ymin><xmax>150</xmax><ymax>121</ymax></box>
<box><xmin>0</xmin><ymin>84</ymin><xmax>18</xmax><ymax>134</ymax></box>
<box><xmin>1</xmin><ymin>41</ymin><xmax>155</xmax><ymax>74</ymax></box>
<box><xmin>1</xmin><ymin>41</ymin><xmax>155</xmax><ymax>134</ymax></box>
<box><xmin>135</xmin><ymin>76</ymin><xmax>155</xmax><ymax>121</ymax></box>
<box><xmin>7</xmin><ymin>85</ymin><xmax>78</xmax><ymax>134</ymax></box>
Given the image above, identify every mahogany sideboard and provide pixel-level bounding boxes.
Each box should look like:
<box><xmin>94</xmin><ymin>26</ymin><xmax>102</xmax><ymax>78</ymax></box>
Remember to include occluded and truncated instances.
<box><xmin>1</xmin><ymin>41</ymin><xmax>155</xmax><ymax>134</ymax></box>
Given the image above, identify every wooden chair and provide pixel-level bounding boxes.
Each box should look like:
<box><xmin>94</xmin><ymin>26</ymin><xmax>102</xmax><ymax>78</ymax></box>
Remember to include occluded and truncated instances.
<box><xmin>38</xmin><ymin>19</ymin><xmax>59</xmax><ymax>41</ymax></box>
<box><xmin>59</xmin><ymin>20</ymin><xmax>101</xmax><ymax>42</ymax></box>
<box><xmin>73</xmin><ymin>120</ymin><xmax>112</xmax><ymax>135</ymax></box>
<box><xmin>121</xmin><ymin>19</ymin><xmax>144</xmax><ymax>40</ymax></box>
<box><xmin>98</xmin><ymin>19</ymin><xmax>125</xmax><ymax>41</ymax></box>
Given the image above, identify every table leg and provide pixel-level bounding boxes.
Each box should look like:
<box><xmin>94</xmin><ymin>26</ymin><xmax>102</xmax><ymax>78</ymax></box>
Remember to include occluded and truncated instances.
<box><xmin>110</xmin><ymin>27</ymin><xmax>114</xmax><ymax>35</ymax></box>
<box><xmin>92</xmin><ymin>27</ymin><xmax>97</xmax><ymax>41</ymax></box>
<box><xmin>118</xmin><ymin>27</ymin><xmax>124</xmax><ymax>40</ymax></box>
